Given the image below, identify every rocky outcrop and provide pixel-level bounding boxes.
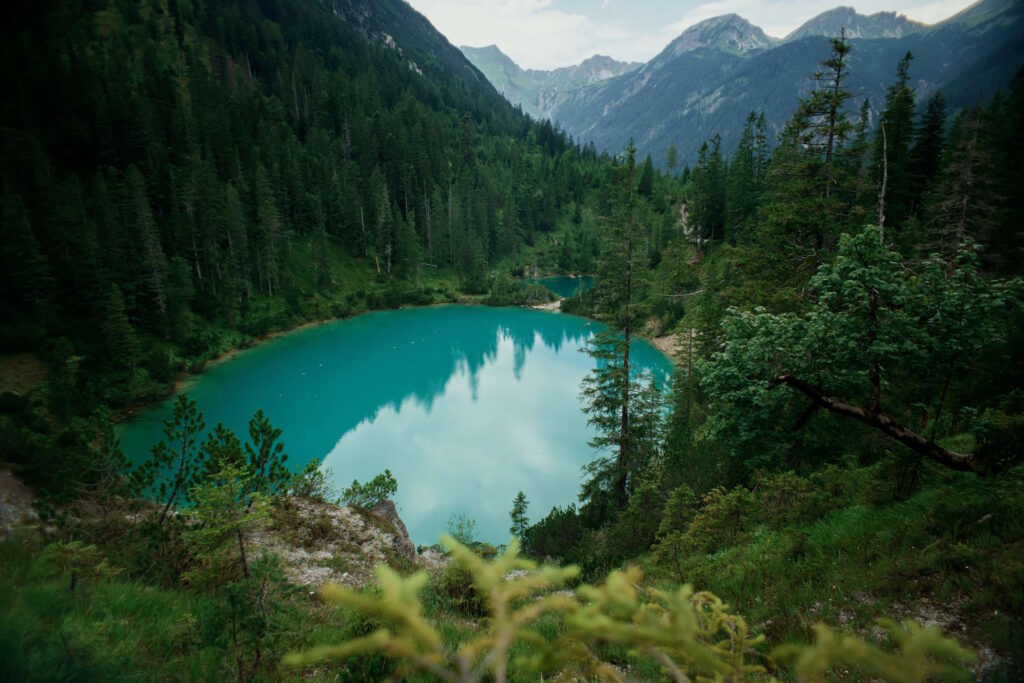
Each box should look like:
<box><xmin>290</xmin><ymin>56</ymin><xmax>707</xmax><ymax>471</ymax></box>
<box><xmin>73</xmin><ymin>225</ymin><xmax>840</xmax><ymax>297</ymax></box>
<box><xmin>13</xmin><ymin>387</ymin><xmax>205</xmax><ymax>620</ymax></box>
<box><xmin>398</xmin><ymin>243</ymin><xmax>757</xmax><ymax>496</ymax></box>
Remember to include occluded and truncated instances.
<box><xmin>251</xmin><ymin>496</ymin><xmax>422</xmax><ymax>588</ymax></box>
<box><xmin>0</xmin><ymin>467</ymin><xmax>40</xmax><ymax>539</ymax></box>
<box><xmin>371</xmin><ymin>499</ymin><xmax>416</xmax><ymax>562</ymax></box>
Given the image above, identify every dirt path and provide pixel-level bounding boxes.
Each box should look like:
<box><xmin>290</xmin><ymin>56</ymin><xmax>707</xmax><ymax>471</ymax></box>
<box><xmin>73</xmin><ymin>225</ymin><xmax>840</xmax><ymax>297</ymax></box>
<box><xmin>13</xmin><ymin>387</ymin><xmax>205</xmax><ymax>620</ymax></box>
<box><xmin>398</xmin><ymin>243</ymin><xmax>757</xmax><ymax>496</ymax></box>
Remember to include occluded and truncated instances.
<box><xmin>532</xmin><ymin>299</ymin><xmax>563</xmax><ymax>312</ymax></box>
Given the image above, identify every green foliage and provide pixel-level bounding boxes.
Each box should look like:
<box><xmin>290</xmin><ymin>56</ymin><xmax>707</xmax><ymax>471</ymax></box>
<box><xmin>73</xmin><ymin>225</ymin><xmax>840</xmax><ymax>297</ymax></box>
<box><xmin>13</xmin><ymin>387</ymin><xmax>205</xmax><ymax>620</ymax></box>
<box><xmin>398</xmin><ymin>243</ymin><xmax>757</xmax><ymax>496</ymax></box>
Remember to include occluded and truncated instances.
<box><xmin>289</xmin><ymin>457</ymin><xmax>340</xmax><ymax>503</ymax></box>
<box><xmin>142</xmin><ymin>394</ymin><xmax>206</xmax><ymax>521</ymax></box>
<box><xmin>508</xmin><ymin>491</ymin><xmax>529</xmax><ymax>545</ymax></box>
<box><xmin>183</xmin><ymin>462</ymin><xmax>270</xmax><ymax>591</ymax></box>
<box><xmin>285</xmin><ymin>539</ymin><xmax>975</xmax><ymax>682</ymax></box>
<box><xmin>341</xmin><ymin>469</ymin><xmax>398</xmax><ymax>509</ymax></box>
<box><xmin>525</xmin><ymin>504</ymin><xmax>584</xmax><ymax>561</ymax></box>
<box><xmin>245</xmin><ymin>409</ymin><xmax>290</xmax><ymax>499</ymax></box>
<box><xmin>40</xmin><ymin>541</ymin><xmax>123</xmax><ymax>587</ymax></box>
<box><xmin>485</xmin><ymin>276</ymin><xmax>555</xmax><ymax>306</ymax></box>
<box><xmin>700</xmin><ymin>226</ymin><xmax>1023</xmax><ymax>473</ymax></box>
<box><xmin>780</xmin><ymin>619</ymin><xmax>975</xmax><ymax>682</ymax></box>
<box><xmin>445</xmin><ymin>512</ymin><xmax>478</xmax><ymax>545</ymax></box>
<box><xmin>579</xmin><ymin>330</ymin><xmax>667</xmax><ymax>516</ymax></box>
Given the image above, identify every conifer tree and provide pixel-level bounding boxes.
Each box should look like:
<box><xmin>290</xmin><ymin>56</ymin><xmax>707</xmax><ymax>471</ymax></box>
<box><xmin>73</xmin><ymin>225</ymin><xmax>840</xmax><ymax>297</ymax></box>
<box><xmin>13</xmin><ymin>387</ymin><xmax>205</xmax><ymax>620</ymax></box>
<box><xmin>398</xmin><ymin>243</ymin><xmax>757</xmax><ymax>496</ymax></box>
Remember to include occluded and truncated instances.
<box><xmin>638</xmin><ymin>154</ymin><xmax>655</xmax><ymax>198</ymax></box>
<box><xmin>0</xmin><ymin>188</ymin><xmax>56</xmax><ymax>323</ymax></box>
<box><xmin>910</xmin><ymin>91</ymin><xmax>947</xmax><ymax>215</ymax></box>
<box><xmin>925</xmin><ymin>107</ymin><xmax>1001</xmax><ymax>265</ymax></box>
<box><xmin>665</xmin><ymin>141</ymin><xmax>678</xmax><ymax>176</ymax></box>
<box><xmin>124</xmin><ymin>166</ymin><xmax>168</xmax><ymax>328</ymax></box>
<box><xmin>509</xmin><ymin>491</ymin><xmax>529</xmax><ymax>545</ymax></box>
<box><xmin>245</xmin><ymin>409</ymin><xmax>289</xmax><ymax>503</ymax></box>
<box><xmin>874</xmin><ymin>51</ymin><xmax>917</xmax><ymax>231</ymax></box>
<box><xmin>146</xmin><ymin>395</ymin><xmax>207</xmax><ymax>523</ymax></box>
<box><xmin>758</xmin><ymin>34</ymin><xmax>854</xmax><ymax>269</ymax></box>
<box><xmin>726</xmin><ymin>113</ymin><xmax>757</xmax><ymax>242</ymax></box>
<box><xmin>584</xmin><ymin>141</ymin><xmax>646</xmax><ymax>512</ymax></box>
<box><xmin>103</xmin><ymin>283</ymin><xmax>140</xmax><ymax>373</ymax></box>
<box><xmin>252</xmin><ymin>165</ymin><xmax>281</xmax><ymax>296</ymax></box>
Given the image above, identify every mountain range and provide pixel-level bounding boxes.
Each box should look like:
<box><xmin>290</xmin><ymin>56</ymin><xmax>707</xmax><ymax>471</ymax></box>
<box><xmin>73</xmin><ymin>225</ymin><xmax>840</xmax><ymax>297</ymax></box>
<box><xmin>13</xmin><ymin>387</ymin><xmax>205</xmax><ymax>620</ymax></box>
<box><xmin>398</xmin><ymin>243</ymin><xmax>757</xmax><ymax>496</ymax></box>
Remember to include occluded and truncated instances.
<box><xmin>460</xmin><ymin>46</ymin><xmax>641</xmax><ymax>120</ymax></box>
<box><xmin>462</xmin><ymin>0</ymin><xmax>1024</xmax><ymax>166</ymax></box>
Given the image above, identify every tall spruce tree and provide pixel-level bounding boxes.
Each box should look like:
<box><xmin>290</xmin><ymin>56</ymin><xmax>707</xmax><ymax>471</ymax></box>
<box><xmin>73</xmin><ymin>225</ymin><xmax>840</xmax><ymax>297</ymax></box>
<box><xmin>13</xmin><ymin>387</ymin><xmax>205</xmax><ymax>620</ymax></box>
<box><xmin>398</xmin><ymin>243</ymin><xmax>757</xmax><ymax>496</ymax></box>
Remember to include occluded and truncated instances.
<box><xmin>874</xmin><ymin>51</ymin><xmax>917</xmax><ymax>232</ymax></box>
<box><xmin>758</xmin><ymin>34</ymin><xmax>855</xmax><ymax>271</ymax></box>
<box><xmin>583</xmin><ymin>141</ymin><xmax>644</xmax><ymax>512</ymax></box>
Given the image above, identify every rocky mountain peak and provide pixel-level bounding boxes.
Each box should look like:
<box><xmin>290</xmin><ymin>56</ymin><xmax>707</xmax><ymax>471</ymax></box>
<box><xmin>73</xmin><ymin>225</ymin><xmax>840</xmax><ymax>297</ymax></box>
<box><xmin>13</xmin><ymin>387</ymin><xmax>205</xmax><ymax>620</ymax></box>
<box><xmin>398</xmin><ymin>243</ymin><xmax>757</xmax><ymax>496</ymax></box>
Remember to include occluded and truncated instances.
<box><xmin>786</xmin><ymin>6</ymin><xmax>926</xmax><ymax>41</ymax></box>
<box><xmin>663</xmin><ymin>14</ymin><xmax>776</xmax><ymax>58</ymax></box>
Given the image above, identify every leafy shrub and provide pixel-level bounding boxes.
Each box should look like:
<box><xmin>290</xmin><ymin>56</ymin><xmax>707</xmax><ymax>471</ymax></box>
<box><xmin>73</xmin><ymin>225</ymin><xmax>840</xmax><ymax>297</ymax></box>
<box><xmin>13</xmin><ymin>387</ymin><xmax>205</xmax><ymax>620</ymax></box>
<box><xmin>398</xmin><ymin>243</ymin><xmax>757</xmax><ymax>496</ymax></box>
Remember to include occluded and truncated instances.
<box><xmin>444</xmin><ymin>512</ymin><xmax>477</xmax><ymax>545</ymax></box>
<box><xmin>289</xmin><ymin>458</ymin><xmax>339</xmax><ymax>502</ymax></box>
<box><xmin>755</xmin><ymin>470</ymin><xmax>816</xmax><ymax>528</ymax></box>
<box><xmin>284</xmin><ymin>538</ymin><xmax>974</xmax><ymax>682</ymax></box>
<box><xmin>684</xmin><ymin>486</ymin><xmax>755</xmax><ymax>554</ymax></box>
<box><xmin>434</xmin><ymin>562</ymin><xmax>489</xmax><ymax>618</ymax></box>
<box><xmin>341</xmin><ymin>469</ymin><xmax>397</xmax><ymax>509</ymax></box>
<box><xmin>41</xmin><ymin>541</ymin><xmax>123</xmax><ymax>589</ymax></box>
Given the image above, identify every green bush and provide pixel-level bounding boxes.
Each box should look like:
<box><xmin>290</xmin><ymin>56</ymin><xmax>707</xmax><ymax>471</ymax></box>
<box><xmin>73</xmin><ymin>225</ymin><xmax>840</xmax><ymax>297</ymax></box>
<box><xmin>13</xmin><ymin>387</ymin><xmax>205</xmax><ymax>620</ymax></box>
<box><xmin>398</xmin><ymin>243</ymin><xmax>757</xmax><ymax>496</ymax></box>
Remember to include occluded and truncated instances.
<box><xmin>289</xmin><ymin>458</ymin><xmax>339</xmax><ymax>502</ymax></box>
<box><xmin>341</xmin><ymin>469</ymin><xmax>397</xmax><ymax>509</ymax></box>
<box><xmin>285</xmin><ymin>538</ymin><xmax>975</xmax><ymax>682</ymax></box>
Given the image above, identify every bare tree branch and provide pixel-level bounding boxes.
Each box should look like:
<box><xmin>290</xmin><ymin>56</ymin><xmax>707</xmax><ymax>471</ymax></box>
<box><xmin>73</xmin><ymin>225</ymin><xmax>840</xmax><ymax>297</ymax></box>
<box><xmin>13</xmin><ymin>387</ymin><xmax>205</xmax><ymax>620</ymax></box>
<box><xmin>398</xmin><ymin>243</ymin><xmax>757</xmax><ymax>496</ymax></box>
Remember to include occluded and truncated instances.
<box><xmin>770</xmin><ymin>374</ymin><xmax>984</xmax><ymax>473</ymax></box>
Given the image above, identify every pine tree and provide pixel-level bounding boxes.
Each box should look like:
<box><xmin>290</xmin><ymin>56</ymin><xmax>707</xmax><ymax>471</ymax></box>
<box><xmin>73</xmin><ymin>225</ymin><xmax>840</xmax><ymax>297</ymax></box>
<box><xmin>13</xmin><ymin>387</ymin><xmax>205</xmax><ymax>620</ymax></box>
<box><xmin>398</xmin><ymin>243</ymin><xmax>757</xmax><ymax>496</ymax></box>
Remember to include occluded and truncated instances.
<box><xmin>726</xmin><ymin>113</ymin><xmax>757</xmax><ymax>242</ymax></box>
<box><xmin>665</xmin><ymin>142</ymin><xmax>678</xmax><ymax>176</ymax></box>
<box><xmin>584</xmin><ymin>141</ymin><xmax>645</xmax><ymax>512</ymax></box>
<box><xmin>758</xmin><ymin>35</ymin><xmax>855</xmax><ymax>269</ymax></box>
<box><xmin>925</xmin><ymin>107</ymin><xmax>1002</xmax><ymax>265</ymax></box>
<box><xmin>638</xmin><ymin>155</ymin><xmax>655</xmax><ymax>198</ymax></box>
<box><xmin>689</xmin><ymin>137</ymin><xmax>726</xmax><ymax>248</ymax></box>
<box><xmin>509</xmin><ymin>491</ymin><xmax>529</xmax><ymax>544</ymax></box>
<box><xmin>0</xmin><ymin>188</ymin><xmax>56</xmax><ymax>322</ymax></box>
<box><xmin>252</xmin><ymin>165</ymin><xmax>281</xmax><ymax>297</ymax></box>
<box><xmin>245</xmin><ymin>409</ymin><xmax>289</xmax><ymax>503</ymax></box>
<box><xmin>124</xmin><ymin>166</ymin><xmax>168</xmax><ymax>329</ymax></box>
<box><xmin>103</xmin><ymin>283</ymin><xmax>140</xmax><ymax>372</ymax></box>
<box><xmin>909</xmin><ymin>91</ymin><xmax>947</xmax><ymax>215</ymax></box>
<box><xmin>145</xmin><ymin>395</ymin><xmax>207</xmax><ymax>523</ymax></box>
<box><xmin>874</xmin><ymin>51</ymin><xmax>917</xmax><ymax>231</ymax></box>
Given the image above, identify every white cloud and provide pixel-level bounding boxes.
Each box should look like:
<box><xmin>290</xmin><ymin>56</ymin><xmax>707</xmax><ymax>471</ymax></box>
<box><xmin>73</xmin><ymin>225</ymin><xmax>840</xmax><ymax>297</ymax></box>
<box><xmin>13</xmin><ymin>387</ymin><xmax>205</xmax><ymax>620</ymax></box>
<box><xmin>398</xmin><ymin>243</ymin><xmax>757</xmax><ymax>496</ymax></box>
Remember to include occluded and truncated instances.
<box><xmin>407</xmin><ymin>0</ymin><xmax>979</xmax><ymax>69</ymax></box>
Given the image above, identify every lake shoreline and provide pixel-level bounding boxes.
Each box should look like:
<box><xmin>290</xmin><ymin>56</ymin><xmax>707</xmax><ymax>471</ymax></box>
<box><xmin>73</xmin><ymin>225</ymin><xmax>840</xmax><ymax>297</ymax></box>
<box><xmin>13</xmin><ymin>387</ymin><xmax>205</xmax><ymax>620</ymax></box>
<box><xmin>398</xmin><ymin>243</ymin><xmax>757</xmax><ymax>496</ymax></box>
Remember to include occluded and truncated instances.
<box><xmin>117</xmin><ymin>292</ymin><xmax>677</xmax><ymax>424</ymax></box>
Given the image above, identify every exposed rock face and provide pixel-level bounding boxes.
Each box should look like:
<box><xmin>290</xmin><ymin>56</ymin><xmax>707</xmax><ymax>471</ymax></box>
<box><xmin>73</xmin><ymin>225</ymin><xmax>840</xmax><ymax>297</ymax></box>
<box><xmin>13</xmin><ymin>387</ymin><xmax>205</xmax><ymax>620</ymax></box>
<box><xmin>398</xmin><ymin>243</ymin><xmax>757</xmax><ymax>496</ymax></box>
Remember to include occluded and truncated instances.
<box><xmin>249</xmin><ymin>496</ymin><xmax>420</xmax><ymax>589</ymax></box>
<box><xmin>371</xmin><ymin>499</ymin><xmax>416</xmax><ymax>562</ymax></box>
<box><xmin>460</xmin><ymin>44</ymin><xmax>640</xmax><ymax>120</ymax></box>
<box><xmin>660</xmin><ymin>14</ymin><xmax>775</xmax><ymax>58</ymax></box>
<box><xmin>0</xmin><ymin>467</ymin><xmax>40</xmax><ymax>539</ymax></box>
<box><xmin>786</xmin><ymin>7</ymin><xmax>926</xmax><ymax>41</ymax></box>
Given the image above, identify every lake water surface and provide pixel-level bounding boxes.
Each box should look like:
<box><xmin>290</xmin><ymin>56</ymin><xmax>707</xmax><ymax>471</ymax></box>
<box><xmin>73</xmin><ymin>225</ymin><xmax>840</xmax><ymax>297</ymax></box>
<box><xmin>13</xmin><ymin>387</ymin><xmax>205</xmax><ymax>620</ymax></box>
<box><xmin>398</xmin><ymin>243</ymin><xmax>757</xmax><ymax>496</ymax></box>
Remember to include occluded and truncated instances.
<box><xmin>529</xmin><ymin>275</ymin><xmax>594</xmax><ymax>298</ymax></box>
<box><xmin>118</xmin><ymin>306</ymin><xmax>672</xmax><ymax>545</ymax></box>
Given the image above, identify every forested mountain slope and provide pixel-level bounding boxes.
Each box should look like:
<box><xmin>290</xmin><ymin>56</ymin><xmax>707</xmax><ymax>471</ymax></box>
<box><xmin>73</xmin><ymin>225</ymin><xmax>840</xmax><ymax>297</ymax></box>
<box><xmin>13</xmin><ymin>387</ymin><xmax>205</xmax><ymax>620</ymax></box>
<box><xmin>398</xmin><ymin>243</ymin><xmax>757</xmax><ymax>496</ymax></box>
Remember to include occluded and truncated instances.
<box><xmin>0</xmin><ymin>0</ymin><xmax>631</xmax><ymax>497</ymax></box>
<box><xmin>0</xmin><ymin>0</ymin><xmax>597</xmax><ymax>380</ymax></box>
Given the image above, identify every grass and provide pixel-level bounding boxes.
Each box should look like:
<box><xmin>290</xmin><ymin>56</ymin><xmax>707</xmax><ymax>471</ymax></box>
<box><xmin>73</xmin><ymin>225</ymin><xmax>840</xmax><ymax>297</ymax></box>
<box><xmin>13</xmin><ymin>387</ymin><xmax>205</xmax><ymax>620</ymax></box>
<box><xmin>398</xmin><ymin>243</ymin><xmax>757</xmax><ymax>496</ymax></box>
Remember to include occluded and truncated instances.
<box><xmin>639</xmin><ymin>465</ymin><xmax>1024</xmax><ymax>676</ymax></box>
<box><xmin>4</xmin><ymin>461</ymin><xmax>1021</xmax><ymax>682</ymax></box>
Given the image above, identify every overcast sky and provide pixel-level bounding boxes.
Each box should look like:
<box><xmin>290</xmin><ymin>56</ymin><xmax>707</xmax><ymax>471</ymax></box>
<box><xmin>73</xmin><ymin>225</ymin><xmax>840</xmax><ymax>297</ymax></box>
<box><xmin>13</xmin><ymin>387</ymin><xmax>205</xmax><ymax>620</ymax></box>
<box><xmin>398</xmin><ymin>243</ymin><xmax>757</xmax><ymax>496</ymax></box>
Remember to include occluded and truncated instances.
<box><xmin>405</xmin><ymin>0</ymin><xmax>979</xmax><ymax>69</ymax></box>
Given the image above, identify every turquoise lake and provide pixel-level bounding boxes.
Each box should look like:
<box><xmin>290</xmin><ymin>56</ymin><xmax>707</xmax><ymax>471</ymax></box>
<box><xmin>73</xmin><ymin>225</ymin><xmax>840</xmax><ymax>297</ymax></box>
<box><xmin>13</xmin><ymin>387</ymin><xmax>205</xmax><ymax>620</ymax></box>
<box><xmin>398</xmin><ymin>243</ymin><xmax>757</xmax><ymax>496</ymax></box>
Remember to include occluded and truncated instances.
<box><xmin>529</xmin><ymin>275</ymin><xmax>594</xmax><ymax>298</ymax></box>
<box><xmin>118</xmin><ymin>306</ymin><xmax>673</xmax><ymax>545</ymax></box>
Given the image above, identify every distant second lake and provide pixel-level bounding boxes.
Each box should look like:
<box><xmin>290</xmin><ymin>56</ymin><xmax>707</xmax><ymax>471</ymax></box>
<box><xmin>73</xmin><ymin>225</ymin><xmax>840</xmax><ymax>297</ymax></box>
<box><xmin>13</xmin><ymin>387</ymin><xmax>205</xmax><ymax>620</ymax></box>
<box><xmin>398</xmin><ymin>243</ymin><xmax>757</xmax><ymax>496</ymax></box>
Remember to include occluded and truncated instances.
<box><xmin>118</xmin><ymin>305</ymin><xmax>673</xmax><ymax>544</ymax></box>
<box><xmin>529</xmin><ymin>275</ymin><xmax>594</xmax><ymax>298</ymax></box>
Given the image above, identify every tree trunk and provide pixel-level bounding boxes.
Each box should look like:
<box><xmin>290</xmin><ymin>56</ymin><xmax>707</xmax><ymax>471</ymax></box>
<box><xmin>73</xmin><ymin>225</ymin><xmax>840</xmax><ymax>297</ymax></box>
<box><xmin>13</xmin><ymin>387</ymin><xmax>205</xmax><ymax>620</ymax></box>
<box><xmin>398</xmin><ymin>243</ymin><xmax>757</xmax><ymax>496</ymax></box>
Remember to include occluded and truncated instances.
<box><xmin>770</xmin><ymin>374</ymin><xmax>984</xmax><ymax>472</ymax></box>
